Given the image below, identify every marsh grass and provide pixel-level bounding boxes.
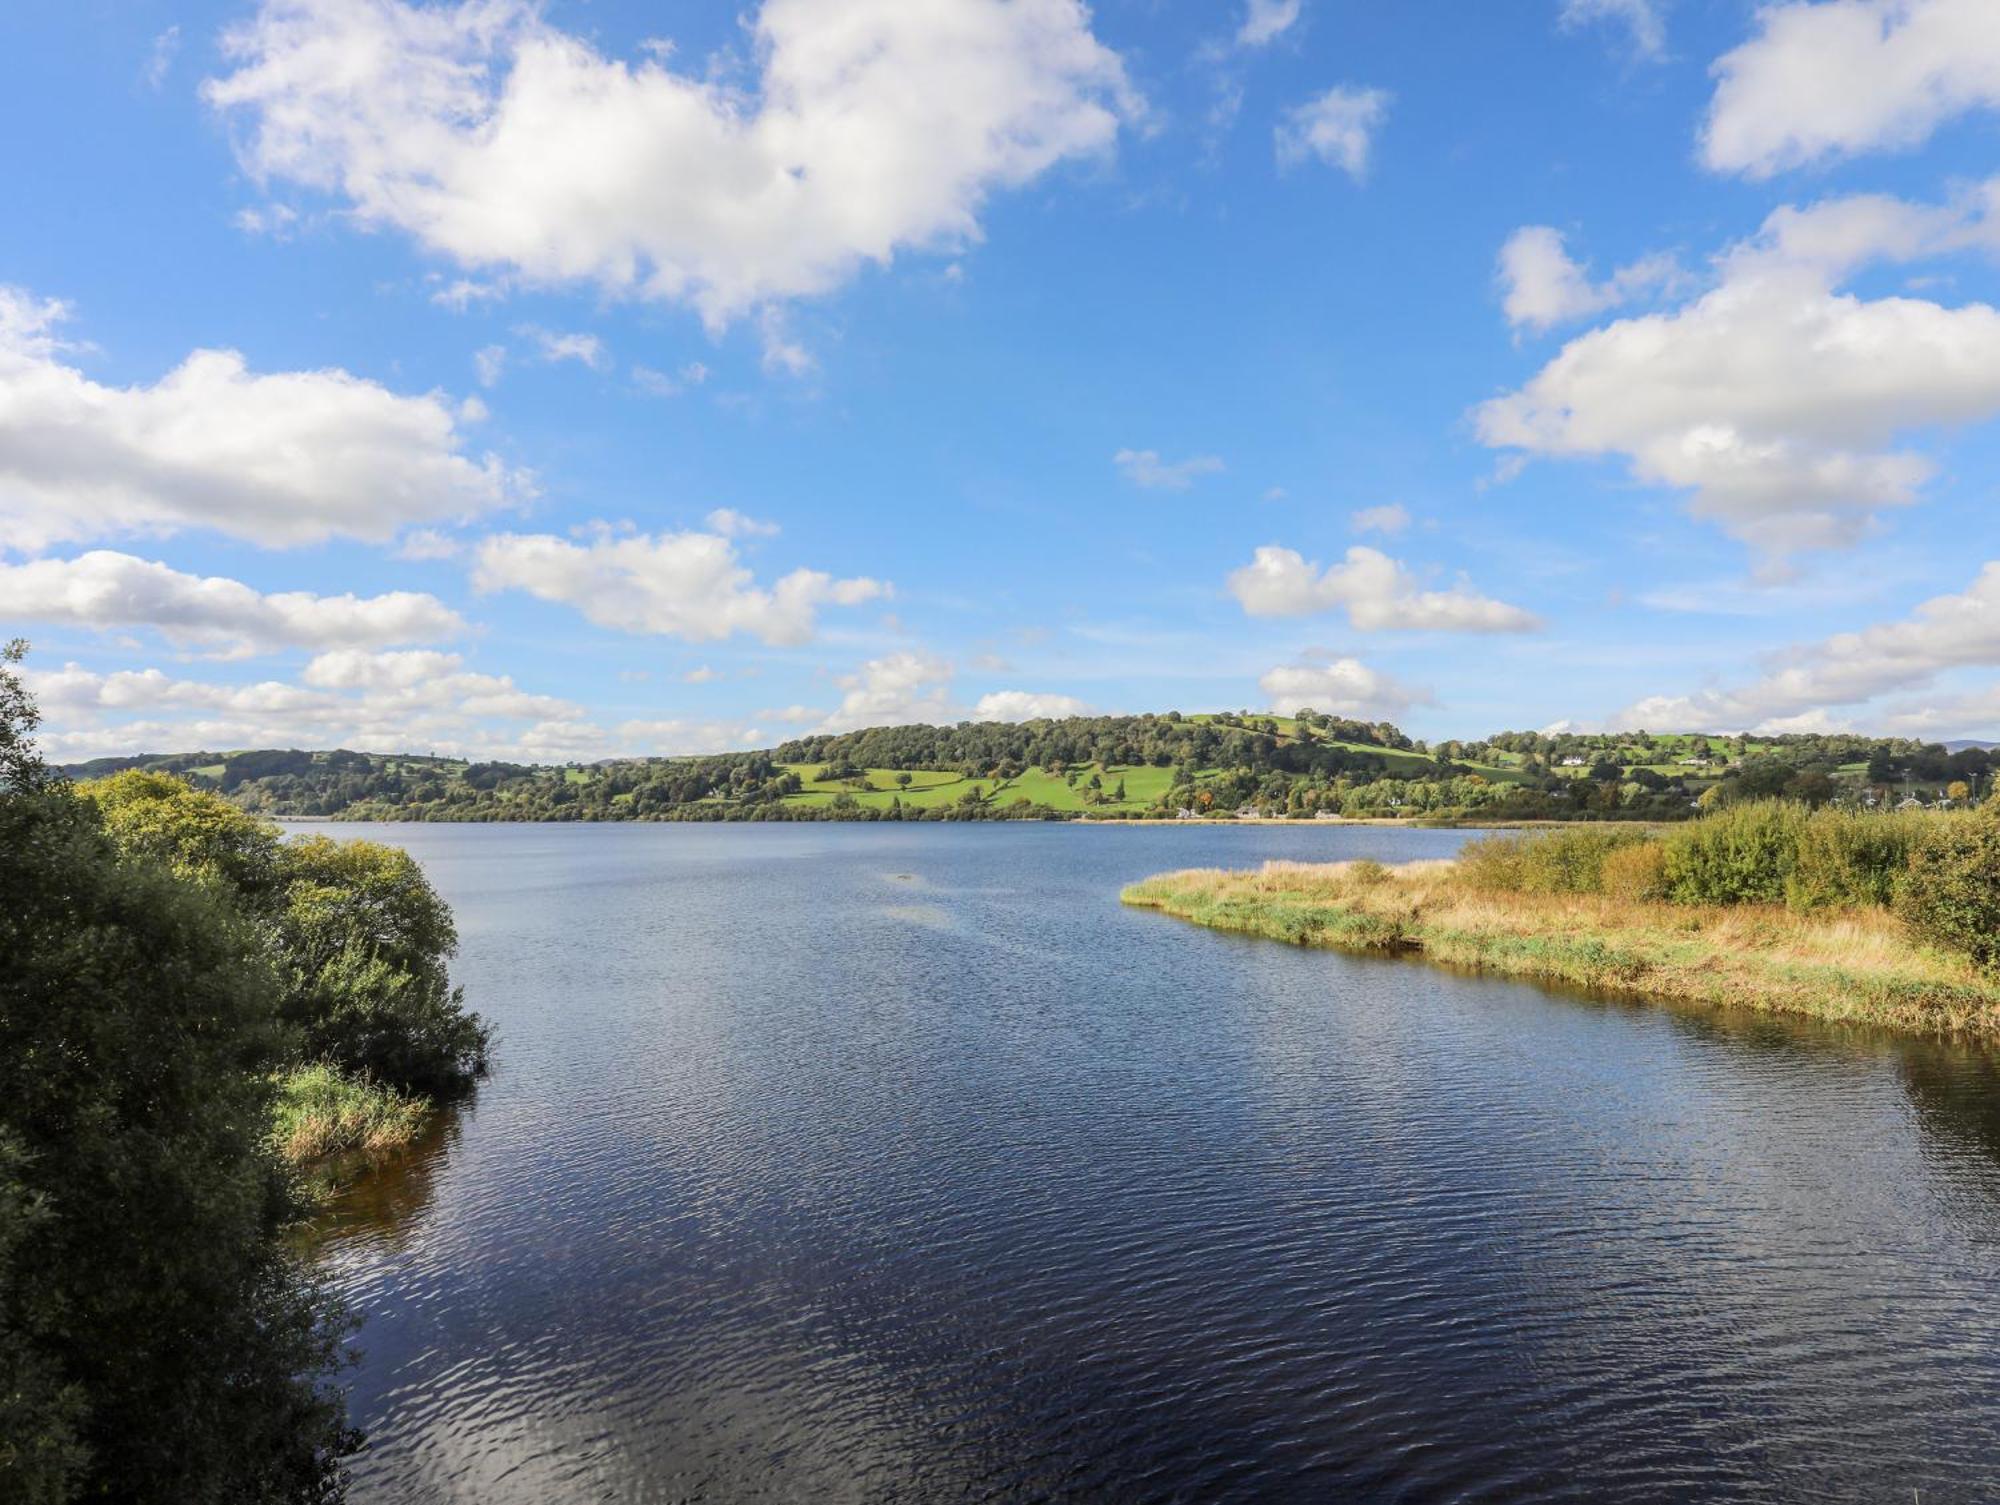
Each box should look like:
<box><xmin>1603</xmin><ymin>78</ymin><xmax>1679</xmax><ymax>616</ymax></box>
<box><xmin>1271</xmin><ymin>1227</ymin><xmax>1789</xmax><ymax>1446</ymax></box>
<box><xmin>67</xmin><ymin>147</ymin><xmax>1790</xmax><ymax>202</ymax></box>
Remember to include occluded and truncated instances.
<box><xmin>270</xmin><ymin>1062</ymin><xmax>428</xmax><ymax>1166</ymax></box>
<box><xmin>1123</xmin><ymin>856</ymin><xmax>2000</xmax><ymax>1038</ymax></box>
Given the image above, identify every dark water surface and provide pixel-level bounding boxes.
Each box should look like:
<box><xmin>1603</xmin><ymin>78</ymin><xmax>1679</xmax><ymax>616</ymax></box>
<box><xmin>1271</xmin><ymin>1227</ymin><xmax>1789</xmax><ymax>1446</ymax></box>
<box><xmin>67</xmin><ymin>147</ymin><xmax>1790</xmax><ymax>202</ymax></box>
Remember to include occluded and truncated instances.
<box><xmin>297</xmin><ymin>822</ymin><xmax>2000</xmax><ymax>1503</ymax></box>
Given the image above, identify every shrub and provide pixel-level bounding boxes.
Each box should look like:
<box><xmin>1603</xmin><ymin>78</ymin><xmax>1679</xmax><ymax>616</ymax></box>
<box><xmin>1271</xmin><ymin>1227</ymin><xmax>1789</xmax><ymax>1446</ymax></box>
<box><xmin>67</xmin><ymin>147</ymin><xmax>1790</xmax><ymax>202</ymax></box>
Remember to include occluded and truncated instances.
<box><xmin>1785</xmin><ymin>807</ymin><xmax>1927</xmax><ymax>912</ymax></box>
<box><xmin>1457</xmin><ymin>833</ymin><xmax>1529</xmax><ymax>891</ymax></box>
<box><xmin>77</xmin><ymin>769</ymin><xmax>284</xmax><ymax>901</ymax></box>
<box><xmin>1457</xmin><ymin>827</ymin><xmax>1647</xmax><ymax>895</ymax></box>
<box><xmin>1661</xmin><ymin>801</ymin><xmax>1808</xmax><ymax>905</ymax></box>
<box><xmin>277</xmin><ymin>837</ymin><xmax>490</xmax><ymax>1095</ymax></box>
<box><xmin>1897</xmin><ymin>805</ymin><xmax>2000</xmax><ymax>972</ymax></box>
<box><xmin>2</xmin><ymin>773</ymin><xmax>352</xmax><ymax>1501</ymax></box>
<box><xmin>1599</xmin><ymin>840</ymin><xmax>1667</xmax><ymax>902</ymax></box>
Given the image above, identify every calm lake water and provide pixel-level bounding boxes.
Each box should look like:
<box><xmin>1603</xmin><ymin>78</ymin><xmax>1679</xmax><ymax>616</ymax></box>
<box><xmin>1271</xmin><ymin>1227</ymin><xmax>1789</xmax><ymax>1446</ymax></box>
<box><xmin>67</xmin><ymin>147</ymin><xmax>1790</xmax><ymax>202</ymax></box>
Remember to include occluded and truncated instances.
<box><xmin>296</xmin><ymin>822</ymin><xmax>2000</xmax><ymax>1503</ymax></box>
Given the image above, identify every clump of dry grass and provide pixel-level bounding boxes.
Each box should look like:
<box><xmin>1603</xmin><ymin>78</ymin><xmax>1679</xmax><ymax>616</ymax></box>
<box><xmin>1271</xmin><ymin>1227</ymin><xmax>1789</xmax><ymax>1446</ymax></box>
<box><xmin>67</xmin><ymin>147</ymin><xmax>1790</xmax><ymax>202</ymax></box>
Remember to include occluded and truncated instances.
<box><xmin>270</xmin><ymin>1062</ymin><xmax>428</xmax><ymax>1166</ymax></box>
<box><xmin>1122</xmin><ymin>856</ymin><xmax>2000</xmax><ymax>1038</ymax></box>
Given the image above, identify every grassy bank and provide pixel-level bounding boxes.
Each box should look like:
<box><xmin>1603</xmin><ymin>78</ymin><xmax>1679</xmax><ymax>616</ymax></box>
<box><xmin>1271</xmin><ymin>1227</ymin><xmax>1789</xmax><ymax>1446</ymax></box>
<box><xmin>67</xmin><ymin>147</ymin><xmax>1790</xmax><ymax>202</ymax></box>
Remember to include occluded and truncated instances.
<box><xmin>270</xmin><ymin>1063</ymin><xmax>429</xmax><ymax>1166</ymax></box>
<box><xmin>1123</xmin><ymin>855</ymin><xmax>2000</xmax><ymax>1039</ymax></box>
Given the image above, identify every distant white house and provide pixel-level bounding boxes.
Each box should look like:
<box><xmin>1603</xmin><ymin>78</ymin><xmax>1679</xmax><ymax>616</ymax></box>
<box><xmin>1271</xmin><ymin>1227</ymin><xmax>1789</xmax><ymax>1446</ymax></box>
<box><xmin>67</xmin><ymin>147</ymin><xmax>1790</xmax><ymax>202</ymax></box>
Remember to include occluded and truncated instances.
<box><xmin>1236</xmin><ymin>806</ymin><xmax>1264</xmax><ymax>820</ymax></box>
<box><xmin>1314</xmin><ymin>808</ymin><xmax>1342</xmax><ymax>821</ymax></box>
<box><xmin>1175</xmin><ymin>806</ymin><xmax>1201</xmax><ymax>820</ymax></box>
<box><xmin>1558</xmin><ymin>755</ymin><xmax>1586</xmax><ymax>767</ymax></box>
<box><xmin>1678</xmin><ymin>756</ymin><xmax>1709</xmax><ymax>766</ymax></box>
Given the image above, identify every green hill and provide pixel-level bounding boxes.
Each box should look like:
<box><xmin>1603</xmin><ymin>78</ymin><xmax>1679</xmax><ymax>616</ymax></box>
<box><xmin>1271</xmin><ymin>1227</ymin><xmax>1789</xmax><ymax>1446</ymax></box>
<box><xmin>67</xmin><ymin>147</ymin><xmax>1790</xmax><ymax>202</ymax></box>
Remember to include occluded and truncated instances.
<box><xmin>58</xmin><ymin>712</ymin><xmax>1994</xmax><ymax>825</ymax></box>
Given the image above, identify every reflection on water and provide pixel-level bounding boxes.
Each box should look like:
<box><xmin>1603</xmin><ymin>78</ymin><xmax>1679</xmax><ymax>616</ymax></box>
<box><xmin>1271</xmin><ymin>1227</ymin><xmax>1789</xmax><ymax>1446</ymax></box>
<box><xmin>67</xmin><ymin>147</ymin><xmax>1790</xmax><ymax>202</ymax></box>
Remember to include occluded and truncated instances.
<box><xmin>310</xmin><ymin>1107</ymin><xmax>466</xmax><ymax>1258</ymax></box>
<box><xmin>288</xmin><ymin>822</ymin><xmax>2000</xmax><ymax>1504</ymax></box>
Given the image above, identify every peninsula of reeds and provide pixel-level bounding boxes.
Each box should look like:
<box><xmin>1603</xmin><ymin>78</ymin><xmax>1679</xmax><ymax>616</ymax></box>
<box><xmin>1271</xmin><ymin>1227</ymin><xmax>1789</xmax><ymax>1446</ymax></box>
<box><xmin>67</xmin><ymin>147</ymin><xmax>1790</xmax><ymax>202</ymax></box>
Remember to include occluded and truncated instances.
<box><xmin>1122</xmin><ymin>802</ymin><xmax>2000</xmax><ymax>1039</ymax></box>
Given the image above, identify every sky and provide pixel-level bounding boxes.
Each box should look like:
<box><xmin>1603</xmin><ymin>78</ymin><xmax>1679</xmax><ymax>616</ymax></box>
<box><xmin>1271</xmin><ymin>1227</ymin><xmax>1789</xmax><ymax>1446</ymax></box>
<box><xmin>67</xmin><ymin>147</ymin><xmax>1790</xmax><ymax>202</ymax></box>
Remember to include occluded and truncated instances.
<box><xmin>6</xmin><ymin>0</ymin><xmax>2000</xmax><ymax>762</ymax></box>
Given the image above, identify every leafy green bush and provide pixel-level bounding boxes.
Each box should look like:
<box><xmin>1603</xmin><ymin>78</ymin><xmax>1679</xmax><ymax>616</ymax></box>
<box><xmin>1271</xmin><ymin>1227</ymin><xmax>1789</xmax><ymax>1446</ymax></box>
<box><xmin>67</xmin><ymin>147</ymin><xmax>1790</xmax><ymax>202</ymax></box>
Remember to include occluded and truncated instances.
<box><xmin>78</xmin><ymin>777</ymin><xmax>490</xmax><ymax>1099</ymax></box>
<box><xmin>1599</xmin><ymin>840</ymin><xmax>1667</xmax><ymax>902</ymax></box>
<box><xmin>1457</xmin><ymin>827</ymin><xmax>1648</xmax><ymax>895</ymax></box>
<box><xmin>1785</xmin><ymin>807</ymin><xmax>1927</xmax><ymax>912</ymax></box>
<box><xmin>2</xmin><ymin>716</ymin><xmax>353</xmax><ymax>1498</ymax></box>
<box><xmin>1661</xmin><ymin>801</ymin><xmax>1808</xmax><ymax>905</ymax></box>
<box><xmin>1456</xmin><ymin>832</ymin><xmax>1529</xmax><ymax>891</ymax></box>
<box><xmin>78</xmin><ymin>768</ymin><xmax>284</xmax><ymax>901</ymax></box>
<box><xmin>277</xmin><ymin>837</ymin><xmax>490</xmax><ymax>1095</ymax></box>
<box><xmin>1897</xmin><ymin>805</ymin><xmax>2000</xmax><ymax>972</ymax></box>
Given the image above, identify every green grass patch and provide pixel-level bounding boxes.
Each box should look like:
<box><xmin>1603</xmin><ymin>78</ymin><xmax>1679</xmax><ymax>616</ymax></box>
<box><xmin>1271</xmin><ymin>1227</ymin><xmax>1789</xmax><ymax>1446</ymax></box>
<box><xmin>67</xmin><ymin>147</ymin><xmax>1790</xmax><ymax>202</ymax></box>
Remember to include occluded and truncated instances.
<box><xmin>269</xmin><ymin>1062</ymin><xmax>428</xmax><ymax>1166</ymax></box>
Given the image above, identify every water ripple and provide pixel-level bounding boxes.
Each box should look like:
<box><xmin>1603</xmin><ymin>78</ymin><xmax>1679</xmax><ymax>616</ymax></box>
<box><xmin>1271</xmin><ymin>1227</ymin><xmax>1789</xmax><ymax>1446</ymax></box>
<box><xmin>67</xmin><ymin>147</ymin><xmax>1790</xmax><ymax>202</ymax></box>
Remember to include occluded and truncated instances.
<box><xmin>291</xmin><ymin>822</ymin><xmax>2000</xmax><ymax>1504</ymax></box>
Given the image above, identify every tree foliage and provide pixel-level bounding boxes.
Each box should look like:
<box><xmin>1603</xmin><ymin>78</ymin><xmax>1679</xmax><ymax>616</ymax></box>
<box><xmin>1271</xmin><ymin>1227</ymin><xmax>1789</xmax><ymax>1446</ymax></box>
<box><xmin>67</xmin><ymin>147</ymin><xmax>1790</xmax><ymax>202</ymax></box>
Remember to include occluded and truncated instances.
<box><xmin>0</xmin><ymin>647</ymin><xmax>355</xmax><ymax>1504</ymax></box>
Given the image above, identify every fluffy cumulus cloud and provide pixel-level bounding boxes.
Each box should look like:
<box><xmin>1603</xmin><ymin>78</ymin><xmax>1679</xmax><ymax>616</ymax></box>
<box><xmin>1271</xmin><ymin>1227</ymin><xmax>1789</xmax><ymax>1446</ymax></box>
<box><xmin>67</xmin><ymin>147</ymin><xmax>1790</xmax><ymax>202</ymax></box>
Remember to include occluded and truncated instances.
<box><xmin>26</xmin><ymin>648</ymin><xmax>597</xmax><ymax>762</ymax></box>
<box><xmin>1227</xmin><ymin>545</ymin><xmax>1539</xmax><ymax>631</ymax></box>
<box><xmin>472</xmin><ymin>525</ymin><xmax>886</xmax><ymax>644</ymax></box>
<box><xmin>973</xmin><ymin>689</ymin><xmax>1093</xmax><ymax>721</ymax></box>
<box><xmin>1258</xmin><ymin>656</ymin><xmax>1427</xmax><ymax>717</ymax></box>
<box><xmin>1497</xmin><ymin>226</ymin><xmax>1680</xmax><ymax>333</ymax></box>
<box><xmin>1615</xmin><ymin>559</ymin><xmax>2000</xmax><ymax>731</ymax></box>
<box><xmin>1705</xmin><ymin>0</ymin><xmax>2000</xmax><ymax>178</ymax></box>
<box><xmin>1113</xmin><ymin>448</ymin><xmax>1224</xmax><ymax>490</ymax></box>
<box><xmin>0</xmin><ymin>550</ymin><xmax>465</xmax><ymax>656</ymax></box>
<box><xmin>205</xmin><ymin>0</ymin><xmax>1138</xmax><ymax>328</ymax></box>
<box><xmin>820</xmin><ymin>650</ymin><xmax>956</xmax><ymax>731</ymax></box>
<box><xmin>1275</xmin><ymin>85</ymin><xmax>1390</xmax><ymax>179</ymax></box>
<box><xmin>0</xmin><ymin>287</ymin><xmax>524</xmax><ymax>551</ymax></box>
<box><xmin>1477</xmin><ymin>182</ymin><xmax>2000</xmax><ymax>559</ymax></box>
<box><xmin>1560</xmin><ymin>0</ymin><xmax>1667</xmax><ymax>59</ymax></box>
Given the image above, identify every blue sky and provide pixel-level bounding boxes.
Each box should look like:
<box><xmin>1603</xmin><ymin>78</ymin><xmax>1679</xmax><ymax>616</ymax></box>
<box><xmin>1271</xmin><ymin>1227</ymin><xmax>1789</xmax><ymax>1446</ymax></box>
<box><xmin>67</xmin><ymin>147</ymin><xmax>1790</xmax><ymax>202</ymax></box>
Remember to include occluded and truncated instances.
<box><xmin>7</xmin><ymin>0</ymin><xmax>2000</xmax><ymax>760</ymax></box>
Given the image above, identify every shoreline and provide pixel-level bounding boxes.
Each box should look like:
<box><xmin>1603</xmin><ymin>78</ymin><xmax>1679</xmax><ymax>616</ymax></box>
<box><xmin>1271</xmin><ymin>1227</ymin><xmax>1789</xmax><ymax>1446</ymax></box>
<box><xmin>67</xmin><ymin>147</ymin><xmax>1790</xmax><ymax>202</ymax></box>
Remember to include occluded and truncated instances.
<box><xmin>1122</xmin><ymin>858</ymin><xmax>2000</xmax><ymax>1041</ymax></box>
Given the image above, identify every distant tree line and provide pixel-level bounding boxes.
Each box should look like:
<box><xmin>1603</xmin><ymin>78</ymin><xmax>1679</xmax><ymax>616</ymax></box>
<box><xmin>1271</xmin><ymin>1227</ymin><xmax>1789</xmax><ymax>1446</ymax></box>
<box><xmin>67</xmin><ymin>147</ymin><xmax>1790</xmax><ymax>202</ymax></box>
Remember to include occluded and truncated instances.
<box><xmin>58</xmin><ymin>713</ymin><xmax>1996</xmax><ymax>826</ymax></box>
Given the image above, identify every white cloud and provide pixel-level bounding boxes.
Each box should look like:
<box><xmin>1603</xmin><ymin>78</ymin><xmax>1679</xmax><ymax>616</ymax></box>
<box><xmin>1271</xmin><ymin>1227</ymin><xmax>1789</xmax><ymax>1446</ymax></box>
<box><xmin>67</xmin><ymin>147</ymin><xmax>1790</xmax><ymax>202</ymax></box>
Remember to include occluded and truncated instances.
<box><xmin>1614</xmin><ymin>559</ymin><xmax>2000</xmax><ymax>730</ymax></box>
<box><xmin>820</xmin><ymin>651</ymin><xmax>956</xmax><ymax>731</ymax></box>
<box><xmin>206</xmin><ymin>0</ymin><xmax>1138</xmax><ymax>328</ymax></box>
<box><xmin>633</xmin><ymin>361</ymin><xmax>709</xmax><ymax>397</ymax></box>
<box><xmin>28</xmin><ymin>649</ymin><xmax>596</xmax><ymax>762</ymax></box>
<box><xmin>1238</xmin><ymin>0</ymin><xmax>1303</xmax><ymax>48</ymax></box>
<box><xmin>1497</xmin><ymin>226</ymin><xmax>1680</xmax><ymax>332</ymax></box>
<box><xmin>1275</xmin><ymin>86</ymin><xmax>1390</xmax><ymax>179</ymax></box>
<box><xmin>1704</xmin><ymin>0</ymin><xmax>2000</xmax><ymax>178</ymax></box>
<box><xmin>613</xmin><ymin>717</ymin><xmax>759</xmax><ymax>755</ymax></box>
<box><xmin>0</xmin><ymin>550</ymin><xmax>464</xmax><ymax>657</ymax></box>
<box><xmin>973</xmin><ymin>689</ymin><xmax>1093</xmax><ymax>721</ymax></box>
<box><xmin>394</xmin><ymin>527</ymin><xmax>463</xmax><ymax>560</ymax></box>
<box><xmin>1227</xmin><ymin>544</ymin><xmax>1540</xmax><ymax>631</ymax></box>
<box><xmin>1348</xmin><ymin>503</ymin><xmax>1410</xmax><ymax>536</ymax></box>
<box><xmin>1561</xmin><ymin>0</ymin><xmax>1666</xmax><ymax>59</ymax></box>
<box><xmin>1259</xmin><ymin>656</ymin><xmax>1428</xmax><ymax>718</ymax></box>
<box><xmin>473</xmin><ymin>343</ymin><xmax>507</xmax><ymax>387</ymax></box>
<box><xmin>704</xmin><ymin>507</ymin><xmax>780</xmax><ymax>539</ymax></box>
<box><xmin>519</xmin><ymin>326</ymin><xmax>609</xmax><ymax>369</ymax></box>
<box><xmin>0</xmin><ymin>286</ymin><xmax>526</xmax><ymax>551</ymax></box>
<box><xmin>1114</xmin><ymin>448</ymin><xmax>1225</xmax><ymax>490</ymax></box>
<box><xmin>472</xmin><ymin>524</ymin><xmax>886</xmax><ymax>644</ymax></box>
<box><xmin>144</xmin><ymin>25</ymin><xmax>183</xmax><ymax>90</ymax></box>
<box><xmin>1476</xmin><ymin>182</ymin><xmax>2000</xmax><ymax>559</ymax></box>
<box><xmin>682</xmin><ymin>665</ymin><xmax>722</xmax><ymax>684</ymax></box>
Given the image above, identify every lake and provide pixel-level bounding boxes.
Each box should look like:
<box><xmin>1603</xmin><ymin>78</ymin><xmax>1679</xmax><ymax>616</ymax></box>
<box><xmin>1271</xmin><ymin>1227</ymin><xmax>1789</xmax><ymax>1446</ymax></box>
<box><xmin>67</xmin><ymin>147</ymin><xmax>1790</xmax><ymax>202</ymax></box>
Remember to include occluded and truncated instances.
<box><xmin>298</xmin><ymin>822</ymin><xmax>2000</xmax><ymax>1502</ymax></box>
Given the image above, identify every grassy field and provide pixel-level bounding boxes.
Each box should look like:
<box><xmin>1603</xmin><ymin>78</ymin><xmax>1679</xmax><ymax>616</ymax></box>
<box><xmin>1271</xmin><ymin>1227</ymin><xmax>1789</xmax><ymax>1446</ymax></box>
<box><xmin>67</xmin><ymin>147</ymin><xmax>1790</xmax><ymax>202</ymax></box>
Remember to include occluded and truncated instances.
<box><xmin>1123</xmin><ymin>858</ymin><xmax>2000</xmax><ymax>1039</ymax></box>
<box><xmin>772</xmin><ymin>762</ymin><xmax>1201</xmax><ymax>812</ymax></box>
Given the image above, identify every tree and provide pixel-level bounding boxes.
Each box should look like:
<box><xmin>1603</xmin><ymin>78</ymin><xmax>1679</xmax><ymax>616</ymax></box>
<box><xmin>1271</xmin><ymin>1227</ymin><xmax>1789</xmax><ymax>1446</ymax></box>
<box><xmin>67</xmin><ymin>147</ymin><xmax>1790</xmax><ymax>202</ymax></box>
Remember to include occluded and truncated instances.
<box><xmin>278</xmin><ymin>837</ymin><xmax>488</xmax><ymax>1094</ymax></box>
<box><xmin>79</xmin><ymin>774</ymin><xmax>488</xmax><ymax>1098</ymax></box>
<box><xmin>0</xmin><ymin>646</ymin><xmax>354</xmax><ymax>1503</ymax></box>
